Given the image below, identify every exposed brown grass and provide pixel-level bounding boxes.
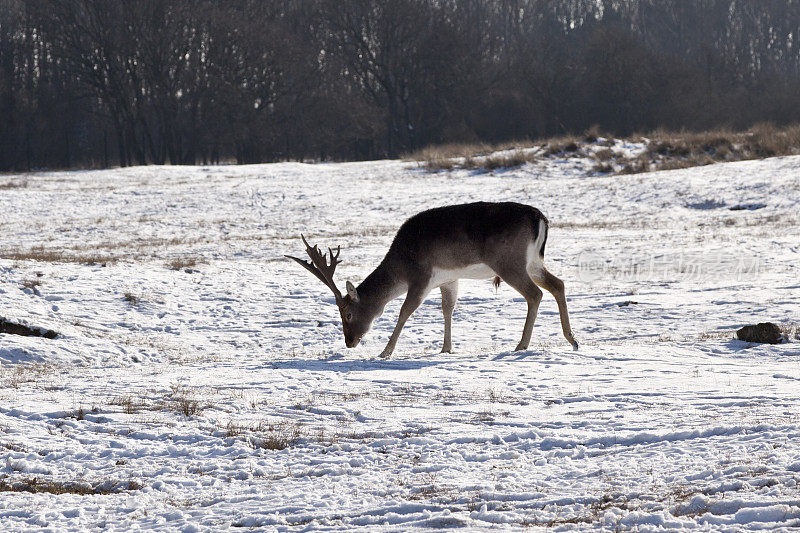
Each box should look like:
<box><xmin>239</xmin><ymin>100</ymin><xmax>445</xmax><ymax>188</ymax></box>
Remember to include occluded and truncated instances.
<box><xmin>404</xmin><ymin>141</ymin><xmax>494</xmax><ymax>163</ymax></box>
<box><xmin>481</xmin><ymin>150</ymin><xmax>536</xmax><ymax>170</ymax></box>
<box><xmin>595</xmin><ymin>148</ymin><xmax>614</xmax><ymax>161</ymax></box>
<box><xmin>123</xmin><ymin>291</ymin><xmax>140</xmax><ymax>305</ymax></box>
<box><xmin>253</xmin><ymin>420</ymin><xmax>302</xmax><ymax>450</ymax></box>
<box><xmin>216</xmin><ymin>419</ymin><xmax>304</xmax><ymax>449</ymax></box>
<box><xmin>110</xmin><ymin>395</ymin><xmax>145</xmax><ymax>414</ymax></box>
<box><xmin>1</xmin><ymin>248</ymin><xmax>117</xmax><ymax>265</ymax></box>
<box><xmin>407</xmin><ymin>129</ymin><xmax>600</xmax><ymax>172</ymax></box>
<box><xmin>642</xmin><ymin>123</ymin><xmax>800</xmax><ymax>173</ymax></box>
<box><xmin>409</xmin><ymin>123</ymin><xmax>800</xmax><ymax>175</ymax></box>
<box><xmin>20</xmin><ymin>278</ymin><xmax>42</xmax><ymax>290</ymax></box>
<box><xmin>780</xmin><ymin>323</ymin><xmax>799</xmax><ymax>341</ymax></box>
<box><xmin>656</xmin><ymin>158</ymin><xmax>704</xmax><ymax>171</ymax></box>
<box><xmin>1</xmin><ymin>235</ymin><xmax>211</xmax><ymax>265</ymax></box>
<box><xmin>424</xmin><ymin>158</ymin><xmax>458</xmax><ymax>171</ymax></box>
<box><xmin>592</xmin><ymin>162</ymin><xmax>614</xmax><ymax>174</ymax></box>
<box><xmin>224</xmin><ymin>421</ymin><xmax>245</xmax><ymax>438</ymax></box>
<box><xmin>0</xmin><ymin>476</ymin><xmax>141</xmax><ymax>495</ymax></box>
<box><xmin>176</xmin><ymin>397</ymin><xmax>201</xmax><ymax>417</ymax></box>
<box><xmin>583</xmin><ymin>124</ymin><xmax>604</xmax><ymax>143</ymax></box>
<box><xmin>407</xmin><ymin>141</ymin><xmax>538</xmax><ymax>172</ymax></box>
<box><xmin>167</xmin><ymin>256</ymin><xmax>200</xmax><ymax>270</ymax></box>
<box><xmin>619</xmin><ymin>154</ymin><xmax>651</xmax><ymax>174</ymax></box>
<box><xmin>165</xmin><ymin>384</ymin><xmax>204</xmax><ymax>417</ymax></box>
<box><xmin>0</xmin><ymin>180</ymin><xmax>28</xmax><ymax>189</ymax></box>
<box><xmin>1</xmin><ymin>363</ymin><xmax>55</xmax><ymax>388</ymax></box>
<box><xmin>544</xmin><ymin>138</ymin><xmax>580</xmax><ymax>156</ymax></box>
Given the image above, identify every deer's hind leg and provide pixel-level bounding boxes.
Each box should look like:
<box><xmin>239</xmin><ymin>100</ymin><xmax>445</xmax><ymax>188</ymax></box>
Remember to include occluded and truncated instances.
<box><xmin>529</xmin><ymin>266</ymin><xmax>579</xmax><ymax>350</ymax></box>
<box><xmin>440</xmin><ymin>281</ymin><xmax>458</xmax><ymax>353</ymax></box>
<box><xmin>493</xmin><ymin>265</ymin><xmax>544</xmax><ymax>351</ymax></box>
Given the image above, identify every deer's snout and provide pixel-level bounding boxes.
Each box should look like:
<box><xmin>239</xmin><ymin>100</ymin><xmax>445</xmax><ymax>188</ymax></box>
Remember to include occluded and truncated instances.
<box><xmin>345</xmin><ymin>337</ymin><xmax>360</xmax><ymax>348</ymax></box>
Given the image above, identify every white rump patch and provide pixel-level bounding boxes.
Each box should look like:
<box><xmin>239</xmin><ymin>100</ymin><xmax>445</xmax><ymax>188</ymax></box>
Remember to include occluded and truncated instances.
<box><xmin>526</xmin><ymin>219</ymin><xmax>546</xmax><ymax>276</ymax></box>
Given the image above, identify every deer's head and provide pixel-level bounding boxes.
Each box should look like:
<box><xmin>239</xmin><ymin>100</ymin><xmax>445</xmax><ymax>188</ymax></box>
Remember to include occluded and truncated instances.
<box><xmin>285</xmin><ymin>235</ymin><xmax>371</xmax><ymax>348</ymax></box>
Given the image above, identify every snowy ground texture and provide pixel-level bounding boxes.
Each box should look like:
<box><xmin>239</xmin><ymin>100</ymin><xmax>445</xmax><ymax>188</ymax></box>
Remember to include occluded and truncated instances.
<box><xmin>1</xmin><ymin>147</ymin><xmax>799</xmax><ymax>531</ymax></box>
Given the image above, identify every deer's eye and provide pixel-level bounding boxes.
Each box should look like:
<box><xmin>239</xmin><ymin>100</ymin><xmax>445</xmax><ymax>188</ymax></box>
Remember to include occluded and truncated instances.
<box><xmin>346</xmin><ymin>313</ymin><xmax>352</xmax><ymax>321</ymax></box>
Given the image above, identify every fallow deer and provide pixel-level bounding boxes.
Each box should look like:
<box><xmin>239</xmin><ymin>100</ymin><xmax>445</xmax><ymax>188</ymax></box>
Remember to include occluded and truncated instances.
<box><xmin>286</xmin><ymin>201</ymin><xmax>578</xmax><ymax>358</ymax></box>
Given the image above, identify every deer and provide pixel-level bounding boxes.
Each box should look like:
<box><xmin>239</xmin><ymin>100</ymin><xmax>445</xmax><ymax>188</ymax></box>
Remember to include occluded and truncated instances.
<box><xmin>286</xmin><ymin>201</ymin><xmax>578</xmax><ymax>358</ymax></box>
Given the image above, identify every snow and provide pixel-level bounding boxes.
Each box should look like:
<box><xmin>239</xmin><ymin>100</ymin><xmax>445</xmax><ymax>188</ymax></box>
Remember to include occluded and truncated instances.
<box><xmin>1</xmin><ymin>152</ymin><xmax>799</xmax><ymax>531</ymax></box>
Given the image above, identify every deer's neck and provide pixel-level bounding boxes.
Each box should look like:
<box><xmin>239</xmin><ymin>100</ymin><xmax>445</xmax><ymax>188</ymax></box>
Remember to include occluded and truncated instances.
<box><xmin>357</xmin><ymin>260</ymin><xmax>405</xmax><ymax>314</ymax></box>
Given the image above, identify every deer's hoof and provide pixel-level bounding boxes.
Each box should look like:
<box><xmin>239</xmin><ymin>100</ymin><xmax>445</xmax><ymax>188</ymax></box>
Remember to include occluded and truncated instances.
<box><xmin>572</xmin><ymin>340</ymin><xmax>579</xmax><ymax>351</ymax></box>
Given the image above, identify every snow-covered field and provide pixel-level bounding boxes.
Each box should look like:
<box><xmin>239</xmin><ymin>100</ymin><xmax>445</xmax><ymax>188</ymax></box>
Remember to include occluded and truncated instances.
<box><xmin>1</xmin><ymin>151</ymin><xmax>799</xmax><ymax>531</ymax></box>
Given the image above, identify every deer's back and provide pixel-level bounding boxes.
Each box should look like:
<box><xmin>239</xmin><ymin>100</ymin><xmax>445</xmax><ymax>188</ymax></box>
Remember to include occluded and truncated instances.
<box><xmin>386</xmin><ymin>202</ymin><xmax>547</xmax><ymax>276</ymax></box>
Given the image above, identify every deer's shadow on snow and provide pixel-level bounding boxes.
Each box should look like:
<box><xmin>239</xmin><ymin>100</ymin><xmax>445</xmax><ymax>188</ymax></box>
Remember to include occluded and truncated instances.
<box><xmin>265</xmin><ymin>354</ymin><xmax>448</xmax><ymax>373</ymax></box>
<box><xmin>265</xmin><ymin>348</ymin><xmax>545</xmax><ymax>373</ymax></box>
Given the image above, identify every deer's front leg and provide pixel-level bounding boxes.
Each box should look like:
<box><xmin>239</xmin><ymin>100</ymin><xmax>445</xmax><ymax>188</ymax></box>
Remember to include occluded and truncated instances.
<box><xmin>440</xmin><ymin>281</ymin><xmax>458</xmax><ymax>353</ymax></box>
<box><xmin>378</xmin><ymin>285</ymin><xmax>428</xmax><ymax>359</ymax></box>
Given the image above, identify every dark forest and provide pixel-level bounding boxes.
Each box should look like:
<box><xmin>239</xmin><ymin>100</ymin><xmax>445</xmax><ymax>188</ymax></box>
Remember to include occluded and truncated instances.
<box><xmin>1</xmin><ymin>0</ymin><xmax>799</xmax><ymax>170</ymax></box>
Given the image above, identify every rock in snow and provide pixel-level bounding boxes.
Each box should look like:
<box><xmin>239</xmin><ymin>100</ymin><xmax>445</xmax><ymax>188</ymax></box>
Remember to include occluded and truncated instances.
<box><xmin>736</xmin><ymin>322</ymin><xmax>784</xmax><ymax>344</ymax></box>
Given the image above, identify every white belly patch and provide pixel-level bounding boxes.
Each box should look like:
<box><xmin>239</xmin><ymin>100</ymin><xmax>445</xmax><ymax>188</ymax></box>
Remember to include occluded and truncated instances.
<box><xmin>430</xmin><ymin>264</ymin><xmax>496</xmax><ymax>287</ymax></box>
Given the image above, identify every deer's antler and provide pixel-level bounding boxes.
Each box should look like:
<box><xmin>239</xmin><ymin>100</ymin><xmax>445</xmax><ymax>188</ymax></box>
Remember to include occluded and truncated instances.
<box><xmin>285</xmin><ymin>234</ymin><xmax>344</xmax><ymax>303</ymax></box>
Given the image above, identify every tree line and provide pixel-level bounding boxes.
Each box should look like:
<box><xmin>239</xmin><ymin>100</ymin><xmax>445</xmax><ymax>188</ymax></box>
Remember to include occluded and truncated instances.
<box><xmin>1</xmin><ymin>0</ymin><xmax>799</xmax><ymax>170</ymax></box>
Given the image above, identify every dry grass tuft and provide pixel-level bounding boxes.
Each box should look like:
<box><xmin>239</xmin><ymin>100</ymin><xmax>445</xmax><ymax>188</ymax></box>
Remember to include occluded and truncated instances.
<box><xmin>123</xmin><ymin>292</ymin><xmax>140</xmax><ymax>305</ymax></box>
<box><xmin>404</xmin><ymin>142</ymin><xmax>493</xmax><ymax>163</ymax></box>
<box><xmin>217</xmin><ymin>419</ymin><xmax>304</xmax><ymax>449</ymax></box>
<box><xmin>176</xmin><ymin>396</ymin><xmax>201</xmax><ymax>417</ymax></box>
<box><xmin>619</xmin><ymin>154</ymin><xmax>651</xmax><ymax>174</ymax></box>
<box><xmin>110</xmin><ymin>395</ymin><xmax>145</xmax><ymax>414</ymax></box>
<box><xmin>253</xmin><ymin>420</ymin><xmax>302</xmax><ymax>450</ymax></box>
<box><xmin>224</xmin><ymin>421</ymin><xmax>245</xmax><ymax>438</ymax></box>
<box><xmin>3</xmin><ymin>235</ymin><xmax>210</xmax><ymax>265</ymax></box>
<box><xmin>481</xmin><ymin>150</ymin><xmax>535</xmax><ymax>170</ymax></box>
<box><xmin>0</xmin><ymin>476</ymin><xmax>141</xmax><ymax>495</ymax></box>
<box><xmin>424</xmin><ymin>158</ymin><xmax>458</xmax><ymax>171</ymax></box>
<box><xmin>0</xmin><ymin>180</ymin><xmax>28</xmax><ymax>189</ymax></box>
<box><xmin>2</xmin><ymin>442</ymin><xmax>27</xmax><ymax>453</ymax></box>
<box><xmin>21</xmin><ymin>278</ymin><xmax>42</xmax><ymax>290</ymax></box>
<box><xmin>166</xmin><ymin>384</ymin><xmax>204</xmax><ymax>417</ymax></box>
<box><xmin>0</xmin><ymin>363</ymin><xmax>55</xmax><ymax>388</ymax></box>
<box><xmin>592</xmin><ymin>162</ymin><xmax>614</xmax><ymax>174</ymax></box>
<box><xmin>2</xmin><ymin>248</ymin><xmax>116</xmax><ymax>265</ymax></box>
<box><xmin>595</xmin><ymin>148</ymin><xmax>614</xmax><ymax>161</ymax></box>
<box><xmin>749</xmin><ymin>122</ymin><xmax>800</xmax><ymax>156</ymax></box>
<box><xmin>583</xmin><ymin>125</ymin><xmax>604</xmax><ymax>143</ymax></box>
<box><xmin>167</xmin><ymin>257</ymin><xmax>200</xmax><ymax>271</ymax></box>
<box><xmin>406</xmin><ymin>140</ymin><xmax>537</xmax><ymax>172</ymax></box>
<box><xmin>780</xmin><ymin>323</ymin><xmax>799</xmax><ymax>341</ymax></box>
<box><xmin>542</xmin><ymin>134</ymin><xmax>584</xmax><ymax>156</ymax></box>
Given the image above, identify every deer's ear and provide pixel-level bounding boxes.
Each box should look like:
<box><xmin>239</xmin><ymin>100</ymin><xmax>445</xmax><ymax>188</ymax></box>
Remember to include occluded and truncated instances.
<box><xmin>346</xmin><ymin>281</ymin><xmax>359</xmax><ymax>302</ymax></box>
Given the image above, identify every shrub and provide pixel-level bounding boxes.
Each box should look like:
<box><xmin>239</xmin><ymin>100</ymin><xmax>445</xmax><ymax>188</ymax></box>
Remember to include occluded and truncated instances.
<box><xmin>167</xmin><ymin>257</ymin><xmax>199</xmax><ymax>270</ymax></box>
<box><xmin>483</xmin><ymin>150</ymin><xmax>534</xmax><ymax>170</ymax></box>
<box><xmin>593</xmin><ymin>162</ymin><xmax>614</xmax><ymax>174</ymax></box>
<box><xmin>595</xmin><ymin>148</ymin><xmax>614</xmax><ymax>161</ymax></box>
